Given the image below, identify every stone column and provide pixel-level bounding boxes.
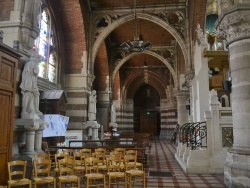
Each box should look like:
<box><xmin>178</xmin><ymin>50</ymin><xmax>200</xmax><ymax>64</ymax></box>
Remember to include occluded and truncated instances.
<box><xmin>216</xmin><ymin>4</ymin><xmax>250</xmax><ymax>187</ymax></box>
<box><xmin>34</xmin><ymin>130</ymin><xmax>44</xmax><ymax>153</ymax></box>
<box><xmin>15</xmin><ymin>119</ymin><xmax>47</xmax><ymax>158</ymax></box>
<box><xmin>92</xmin><ymin>127</ymin><xmax>99</xmax><ymax>140</ymax></box>
<box><xmin>176</xmin><ymin>90</ymin><xmax>190</xmax><ymax>158</ymax></box>
<box><xmin>176</xmin><ymin>90</ymin><xmax>190</xmax><ymax>126</ymax></box>
<box><xmin>25</xmin><ymin>130</ymin><xmax>36</xmax><ymax>154</ymax></box>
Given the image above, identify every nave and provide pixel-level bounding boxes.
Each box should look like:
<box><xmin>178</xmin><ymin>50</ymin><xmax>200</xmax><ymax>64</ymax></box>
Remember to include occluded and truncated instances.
<box><xmin>145</xmin><ymin>138</ymin><xmax>226</xmax><ymax>188</ymax></box>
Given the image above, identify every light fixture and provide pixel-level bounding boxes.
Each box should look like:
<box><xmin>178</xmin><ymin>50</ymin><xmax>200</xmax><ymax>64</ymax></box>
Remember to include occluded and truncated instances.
<box><xmin>120</xmin><ymin>0</ymin><xmax>152</xmax><ymax>52</ymax></box>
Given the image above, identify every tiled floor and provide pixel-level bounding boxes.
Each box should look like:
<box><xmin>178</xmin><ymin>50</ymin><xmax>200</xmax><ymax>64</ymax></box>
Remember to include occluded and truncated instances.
<box><xmin>145</xmin><ymin>137</ymin><xmax>226</xmax><ymax>188</ymax></box>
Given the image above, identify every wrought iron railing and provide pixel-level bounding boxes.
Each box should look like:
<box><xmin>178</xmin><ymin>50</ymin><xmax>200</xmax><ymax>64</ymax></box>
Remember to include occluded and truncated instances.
<box><xmin>189</xmin><ymin>122</ymin><xmax>207</xmax><ymax>150</ymax></box>
<box><xmin>179</xmin><ymin>121</ymin><xmax>207</xmax><ymax>150</ymax></box>
<box><xmin>179</xmin><ymin>122</ymin><xmax>195</xmax><ymax>143</ymax></box>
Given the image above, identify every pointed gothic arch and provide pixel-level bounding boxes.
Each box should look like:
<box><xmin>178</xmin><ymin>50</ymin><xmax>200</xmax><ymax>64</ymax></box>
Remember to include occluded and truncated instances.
<box><xmin>112</xmin><ymin>51</ymin><xmax>178</xmax><ymax>89</ymax></box>
<box><xmin>123</xmin><ymin>69</ymin><xmax>167</xmax><ymax>101</ymax></box>
<box><xmin>90</xmin><ymin>12</ymin><xmax>189</xmax><ymax>74</ymax></box>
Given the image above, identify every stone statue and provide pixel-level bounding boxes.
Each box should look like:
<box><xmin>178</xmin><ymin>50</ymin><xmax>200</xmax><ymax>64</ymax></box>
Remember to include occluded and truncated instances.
<box><xmin>20</xmin><ymin>49</ymin><xmax>43</xmax><ymax>117</ymax></box>
<box><xmin>88</xmin><ymin>90</ymin><xmax>97</xmax><ymax>121</ymax></box>
<box><xmin>111</xmin><ymin>102</ymin><xmax>116</xmax><ymax>123</ymax></box>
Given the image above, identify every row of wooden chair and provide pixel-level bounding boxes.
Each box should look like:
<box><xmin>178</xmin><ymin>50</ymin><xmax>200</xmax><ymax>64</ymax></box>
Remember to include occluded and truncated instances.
<box><xmin>6</xmin><ymin>148</ymin><xmax>146</xmax><ymax>188</ymax></box>
<box><xmin>50</xmin><ymin>148</ymin><xmax>146</xmax><ymax>188</ymax></box>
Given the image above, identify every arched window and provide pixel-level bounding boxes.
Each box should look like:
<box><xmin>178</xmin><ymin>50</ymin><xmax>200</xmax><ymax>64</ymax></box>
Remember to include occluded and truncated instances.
<box><xmin>35</xmin><ymin>3</ymin><xmax>58</xmax><ymax>83</ymax></box>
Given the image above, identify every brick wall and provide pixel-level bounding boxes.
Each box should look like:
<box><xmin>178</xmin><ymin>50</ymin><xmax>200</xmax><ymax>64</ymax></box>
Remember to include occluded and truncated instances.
<box><xmin>0</xmin><ymin>0</ymin><xmax>14</xmax><ymax>21</ymax></box>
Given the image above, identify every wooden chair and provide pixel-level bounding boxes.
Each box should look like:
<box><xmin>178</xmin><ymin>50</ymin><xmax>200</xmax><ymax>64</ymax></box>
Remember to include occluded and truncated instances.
<box><xmin>53</xmin><ymin>153</ymin><xmax>69</xmax><ymax>178</ymax></box>
<box><xmin>33</xmin><ymin>159</ymin><xmax>56</xmax><ymax>188</ymax></box>
<box><xmin>62</xmin><ymin>148</ymin><xmax>75</xmax><ymax>159</ymax></box>
<box><xmin>74</xmin><ymin>154</ymin><xmax>86</xmax><ymax>182</ymax></box>
<box><xmin>34</xmin><ymin>153</ymin><xmax>50</xmax><ymax>160</ymax></box>
<box><xmin>7</xmin><ymin>160</ymin><xmax>32</xmax><ymax>188</ymax></box>
<box><xmin>84</xmin><ymin>157</ymin><xmax>106</xmax><ymax>188</ymax></box>
<box><xmin>106</xmin><ymin>155</ymin><xmax>125</xmax><ymax>188</ymax></box>
<box><xmin>32</xmin><ymin>153</ymin><xmax>50</xmax><ymax>178</ymax></box>
<box><xmin>114</xmin><ymin>148</ymin><xmax>126</xmax><ymax>156</ymax></box>
<box><xmin>94</xmin><ymin>148</ymin><xmax>106</xmax><ymax>155</ymax></box>
<box><xmin>45</xmin><ymin>148</ymin><xmax>57</xmax><ymax>167</ymax></box>
<box><xmin>125</xmin><ymin>149</ymin><xmax>143</xmax><ymax>170</ymax></box>
<box><xmin>124</xmin><ymin>155</ymin><xmax>146</xmax><ymax>188</ymax></box>
<box><xmin>95</xmin><ymin>152</ymin><xmax>107</xmax><ymax>174</ymax></box>
<box><xmin>58</xmin><ymin>158</ymin><xmax>80</xmax><ymax>188</ymax></box>
<box><xmin>79</xmin><ymin>148</ymin><xmax>92</xmax><ymax>157</ymax></box>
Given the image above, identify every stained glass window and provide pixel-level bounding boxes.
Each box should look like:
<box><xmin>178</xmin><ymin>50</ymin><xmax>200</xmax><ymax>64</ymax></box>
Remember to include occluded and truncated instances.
<box><xmin>35</xmin><ymin>3</ymin><xmax>58</xmax><ymax>83</ymax></box>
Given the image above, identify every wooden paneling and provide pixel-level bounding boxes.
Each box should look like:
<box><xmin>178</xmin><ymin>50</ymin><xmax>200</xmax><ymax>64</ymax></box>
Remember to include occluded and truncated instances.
<box><xmin>0</xmin><ymin>45</ymin><xmax>19</xmax><ymax>185</ymax></box>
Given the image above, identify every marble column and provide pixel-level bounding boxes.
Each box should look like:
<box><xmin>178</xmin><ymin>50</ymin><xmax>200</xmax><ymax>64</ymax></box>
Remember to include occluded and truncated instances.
<box><xmin>176</xmin><ymin>90</ymin><xmax>190</xmax><ymax>126</ymax></box>
<box><xmin>25</xmin><ymin>130</ymin><xmax>36</xmax><ymax>154</ymax></box>
<box><xmin>176</xmin><ymin>90</ymin><xmax>190</xmax><ymax>158</ymax></box>
<box><xmin>34</xmin><ymin>130</ymin><xmax>44</xmax><ymax>153</ymax></box>
<box><xmin>216</xmin><ymin>4</ymin><xmax>250</xmax><ymax>187</ymax></box>
<box><xmin>15</xmin><ymin>119</ymin><xmax>47</xmax><ymax>158</ymax></box>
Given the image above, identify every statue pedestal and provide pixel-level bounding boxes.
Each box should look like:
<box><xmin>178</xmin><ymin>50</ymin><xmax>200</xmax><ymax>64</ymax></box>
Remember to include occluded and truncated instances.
<box><xmin>15</xmin><ymin>118</ymin><xmax>47</xmax><ymax>158</ymax></box>
<box><xmin>21</xmin><ymin>112</ymin><xmax>40</xmax><ymax>120</ymax></box>
<box><xmin>84</xmin><ymin>121</ymin><xmax>101</xmax><ymax>146</ymax></box>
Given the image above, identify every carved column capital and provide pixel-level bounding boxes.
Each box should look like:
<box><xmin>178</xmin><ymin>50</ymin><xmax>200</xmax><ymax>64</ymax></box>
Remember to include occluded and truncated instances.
<box><xmin>216</xmin><ymin>5</ymin><xmax>250</xmax><ymax>45</ymax></box>
<box><xmin>87</xmin><ymin>74</ymin><xmax>95</xmax><ymax>90</ymax></box>
<box><xmin>185</xmin><ymin>70</ymin><xmax>195</xmax><ymax>87</ymax></box>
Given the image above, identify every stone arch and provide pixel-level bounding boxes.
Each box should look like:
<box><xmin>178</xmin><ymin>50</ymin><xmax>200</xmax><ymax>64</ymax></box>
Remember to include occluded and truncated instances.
<box><xmin>112</xmin><ymin>51</ymin><xmax>178</xmax><ymax>89</ymax></box>
<box><xmin>122</xmin><ymin>70</ymin><xmax>167</xmax><ymax>101</ymax></box>
<box><xmin>91</xmin><ymin>12</ymin><xmax>188</xmax><ymax>73</ymax></box>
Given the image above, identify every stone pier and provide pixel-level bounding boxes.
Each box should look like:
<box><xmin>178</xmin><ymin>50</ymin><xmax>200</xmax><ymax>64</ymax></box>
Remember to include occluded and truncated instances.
<box><xmin>216</xmin><ymin>3</ymin><xmax>250</xmax><ymax>187</ymax></box>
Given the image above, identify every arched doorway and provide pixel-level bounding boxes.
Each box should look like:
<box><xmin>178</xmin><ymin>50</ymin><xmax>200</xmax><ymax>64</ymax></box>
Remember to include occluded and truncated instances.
<box><xmin>133</xmin><ymin>84</ymin><xmax>160</xmax><ymax>135</ymax></box>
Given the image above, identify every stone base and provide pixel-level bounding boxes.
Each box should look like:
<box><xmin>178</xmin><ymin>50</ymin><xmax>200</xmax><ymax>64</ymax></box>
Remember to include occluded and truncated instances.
<box><xmin>15</xmin><ymin>118</ymin><xmax>48</xmax><ymax>130</ymax></box>
<box><xmin>175</xmin><ymin>149</ymin><xmax>224</xmax><ymax>174</ymax></box>
<box><xmin>85</xmin><ymin>121</ymin><xmax>100</xmax><ymax>141</ymax></box>
<box><xmin>21</xmin><ymin>113</ymin><xmax>41</xmax><ymax>119</ymax></box>
<box><xmin>85</xmin><ymin>121</ymin><xmax>100</xmax><ymax>129</ymax></box>
<box><xmin>224</xmin><ymin>150</ymin><xmax>250</xmax><ymax>188</ymax></box>
<box><xmin>22</xmin><ymin>151</ymin><xmax>37</xmax><ymax>158</ymax></box>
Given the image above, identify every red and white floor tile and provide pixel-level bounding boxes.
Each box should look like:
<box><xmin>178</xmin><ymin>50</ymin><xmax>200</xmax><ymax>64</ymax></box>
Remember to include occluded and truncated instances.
<box><xmin>145</xmin><ymin>138</ymin><xmax>226</xmax><ymax>188</ymax></box>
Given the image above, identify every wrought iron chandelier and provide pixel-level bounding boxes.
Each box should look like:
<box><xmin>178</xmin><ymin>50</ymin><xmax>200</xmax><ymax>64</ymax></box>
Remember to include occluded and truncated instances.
<box><xmin>120</xmin><ymin>0</ymin><xmax>152</xmax><ymax>52</ymax></box>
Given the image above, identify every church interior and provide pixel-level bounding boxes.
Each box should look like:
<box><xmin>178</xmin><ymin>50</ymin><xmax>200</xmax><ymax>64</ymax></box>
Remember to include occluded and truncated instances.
<box><xmin>0</xmin><ymin>0</ymin><xmax>249</xmax><ymax>187</ymax></box>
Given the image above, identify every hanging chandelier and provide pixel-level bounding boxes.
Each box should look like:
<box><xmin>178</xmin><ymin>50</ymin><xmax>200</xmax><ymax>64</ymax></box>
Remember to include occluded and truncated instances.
<box><xmin>120</xmin><ymin>0</ymin><xmax>152</xmax><ymax>52</ymax></box>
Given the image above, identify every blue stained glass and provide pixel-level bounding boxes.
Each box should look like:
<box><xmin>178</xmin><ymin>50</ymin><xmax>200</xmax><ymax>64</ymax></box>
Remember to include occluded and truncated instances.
<box><xmin>205</xmin><ymin>14</ymin><xmax>218</xmax><ymax>34</ymax></box>
<box><xmin>36</xmin><ymin>7</ymin><xmax>57</xmax><ymax>82</ymax></box>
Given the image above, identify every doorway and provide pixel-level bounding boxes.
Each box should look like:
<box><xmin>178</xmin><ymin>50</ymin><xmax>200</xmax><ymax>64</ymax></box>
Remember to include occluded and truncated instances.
<box><xmin>140</xmin><ymin>110</ymin><xmax>160</xmax><ymax>135</ymax></box>
<box><xmin>133</xmin><ymin>84</ymin><xmax>160</xmax><ymax>135</ymax></box>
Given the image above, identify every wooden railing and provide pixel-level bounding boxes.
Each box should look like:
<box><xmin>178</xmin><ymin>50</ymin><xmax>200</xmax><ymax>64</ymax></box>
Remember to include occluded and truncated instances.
<box><xmin>68</xmin><ymin>139</ymin><xmax>135</xmax><ymax>147</ymax></box>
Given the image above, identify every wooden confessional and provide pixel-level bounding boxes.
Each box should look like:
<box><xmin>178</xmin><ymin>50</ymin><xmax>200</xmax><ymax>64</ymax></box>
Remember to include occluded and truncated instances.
<box><xmin>0</xmin><ymin>42</ymin><xmax>20</xmax><ymax>185</ymax></box>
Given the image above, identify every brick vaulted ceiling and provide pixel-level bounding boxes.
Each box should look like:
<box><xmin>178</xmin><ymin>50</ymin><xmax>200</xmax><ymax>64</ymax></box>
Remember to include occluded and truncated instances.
<box><xmin>81</xmin><ymin>0</ymin><xmax>207</xmax><ymax>100</ymax></box>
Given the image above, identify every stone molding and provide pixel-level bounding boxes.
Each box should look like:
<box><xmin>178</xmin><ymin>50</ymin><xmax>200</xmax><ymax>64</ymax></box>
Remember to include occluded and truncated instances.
<box><xmin>92</xmin><ymin>10</ymin><xmax>186</xmax><ymax>41</ymax></box>
<box><xmin>196</xmin><ymin>24</ymin><xmax>205</xmax><ymax>45</ymax></box>
<box><xmin>185</xmin><ymin>70</ymin><xmax>195</xmax><ymax>88</ymax></box>
<box><xmin>176</xmin><ymin>90</ymin><xmax>189</xmax><ymax>100</ymax></box>
<box><xmin>216</xmin><ymin>5</ymin><xmax>250</xmax><ymax>45</ymax></box>
<box><xmin>91</xmin><ymin>12</ymin><xmax>189</xmax><ymax>77</ymax></box>
<box><xmin>154</xmin><ymin>10</ymin><xmax>185</xmax><ymax>38</ymax></box>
